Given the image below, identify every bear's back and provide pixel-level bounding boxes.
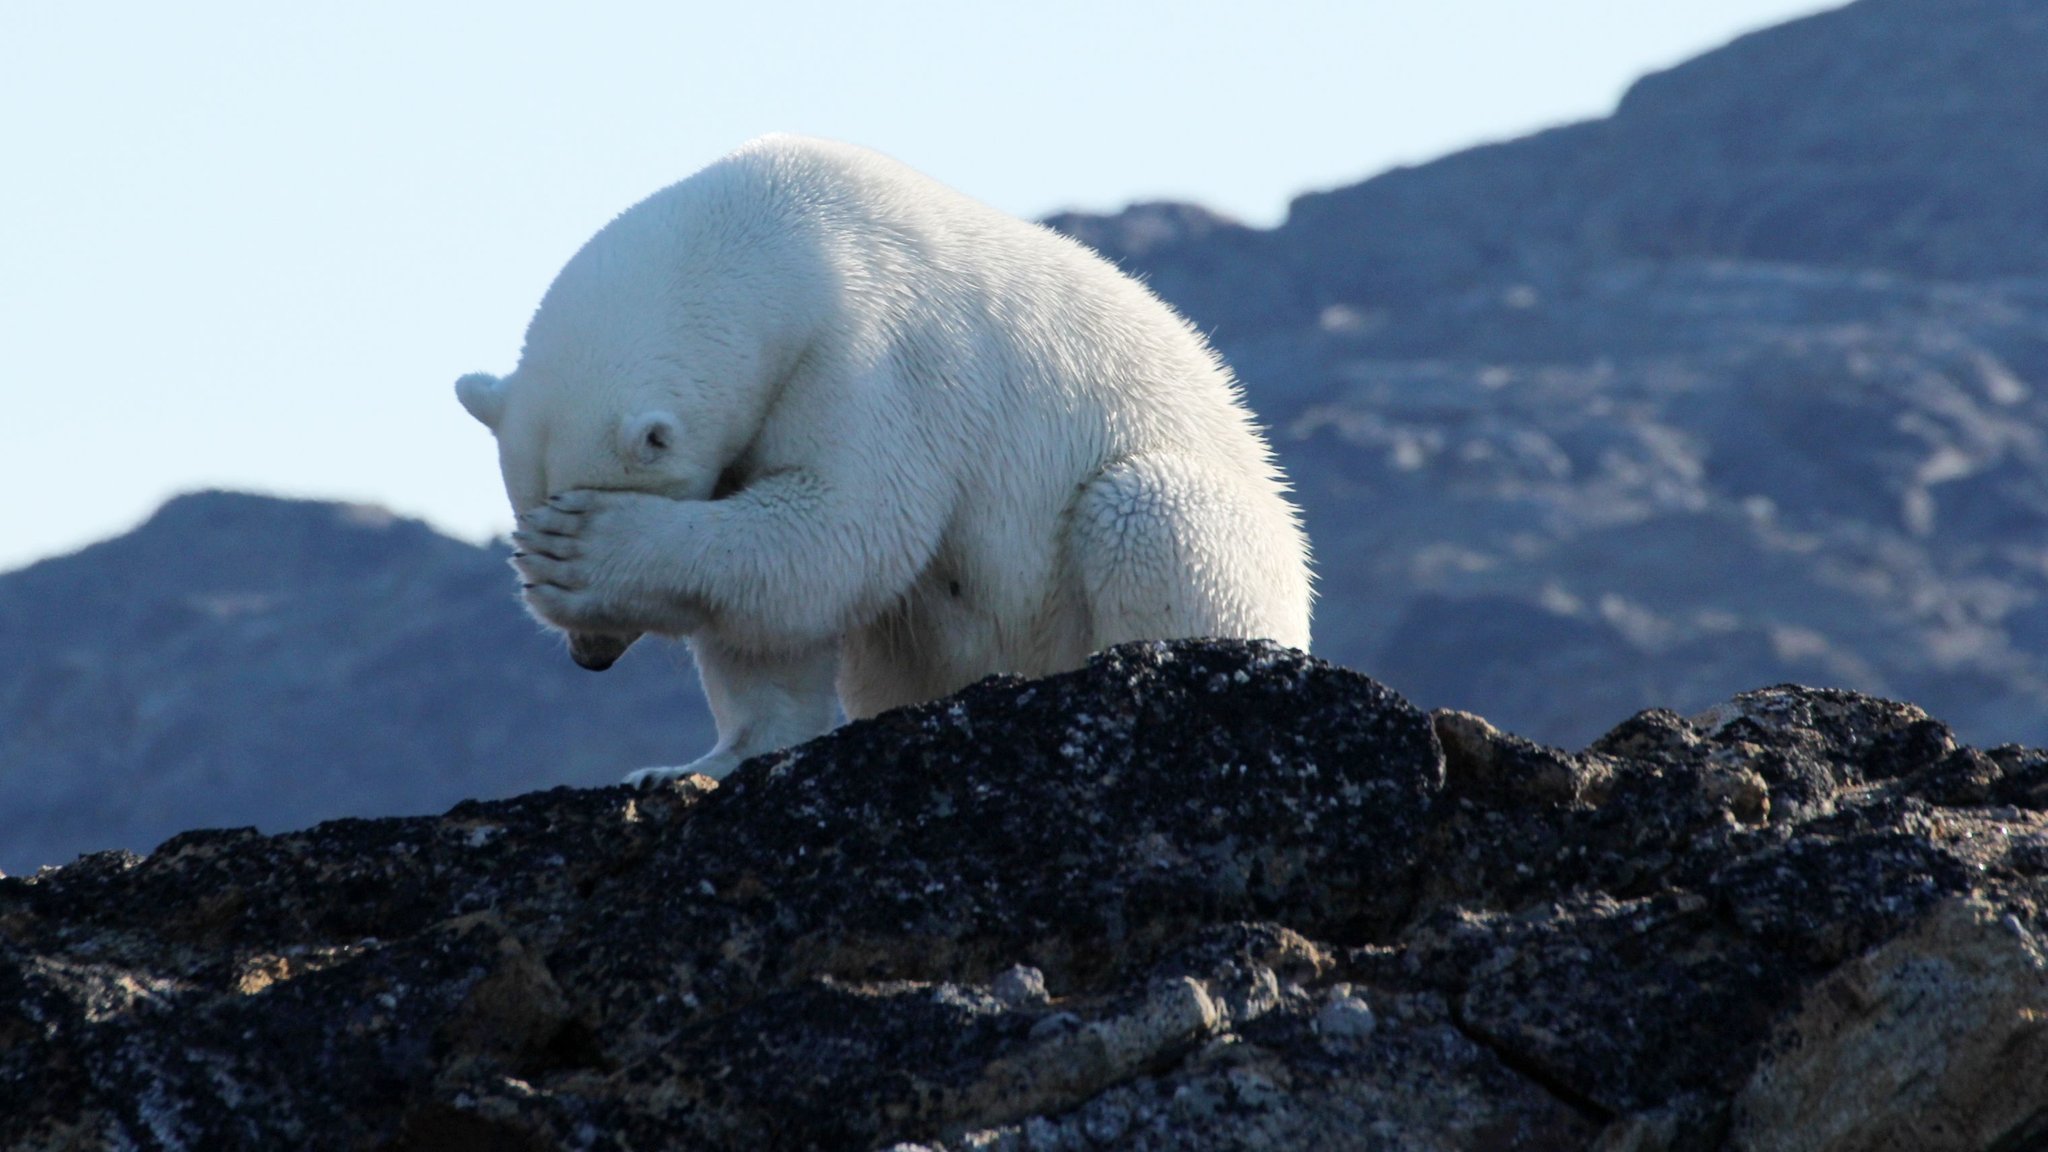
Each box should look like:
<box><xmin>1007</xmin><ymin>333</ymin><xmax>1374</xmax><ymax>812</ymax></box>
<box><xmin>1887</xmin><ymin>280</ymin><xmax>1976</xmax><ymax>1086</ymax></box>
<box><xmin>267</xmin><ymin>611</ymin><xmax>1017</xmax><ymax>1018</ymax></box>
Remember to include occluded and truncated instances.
<box><xmin>727</xmin><ymin>136</ymin><xmax>1275</xmax><ymax>472</ymax></box>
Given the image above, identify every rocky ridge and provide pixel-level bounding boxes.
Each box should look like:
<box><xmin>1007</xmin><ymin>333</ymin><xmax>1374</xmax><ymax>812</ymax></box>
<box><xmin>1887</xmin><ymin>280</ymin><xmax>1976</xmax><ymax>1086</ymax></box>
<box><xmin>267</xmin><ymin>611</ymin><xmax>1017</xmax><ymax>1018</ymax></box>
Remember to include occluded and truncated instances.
<box><xmin>4</xmin><ymin>639</ymin><xmax>2042</xmax><ymax>1150</ymax></box>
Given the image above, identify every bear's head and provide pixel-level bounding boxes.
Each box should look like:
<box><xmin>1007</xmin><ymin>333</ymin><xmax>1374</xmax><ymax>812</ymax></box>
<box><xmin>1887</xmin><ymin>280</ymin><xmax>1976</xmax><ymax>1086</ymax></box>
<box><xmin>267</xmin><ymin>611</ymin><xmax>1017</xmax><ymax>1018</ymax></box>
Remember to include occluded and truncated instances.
<box><xmin>456</xmin><ymin>314</ymin><xmax>767</xmax><ymax>668</ymax></box>
<box><xmin>456</xmin><ymin>161</ymin><xmax>825</xmax><ymax>663</ymax></box>
<box><xmin>457</xmin><ymin>152</ymin><xmax>829</xmax><ymax>520</ymax></box>
<box><xmin>455</xmin><ymin>222</ymin><xmax>797</xmax><ymax>516</ymax></box>
<box><xmin>454</xmin><ymin>368</ymin><xmax>723</xmax><ymax>515</ymax></box>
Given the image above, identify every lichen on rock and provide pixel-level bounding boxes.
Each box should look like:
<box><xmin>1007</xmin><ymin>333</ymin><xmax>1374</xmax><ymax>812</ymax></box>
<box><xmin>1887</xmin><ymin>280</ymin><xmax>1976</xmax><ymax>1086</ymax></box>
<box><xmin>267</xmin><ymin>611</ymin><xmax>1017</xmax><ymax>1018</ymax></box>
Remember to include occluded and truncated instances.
<box><xmin>2</xmin><ymin>639</ymin><xmax>2042</xmax><ymax>1150</ymax></box>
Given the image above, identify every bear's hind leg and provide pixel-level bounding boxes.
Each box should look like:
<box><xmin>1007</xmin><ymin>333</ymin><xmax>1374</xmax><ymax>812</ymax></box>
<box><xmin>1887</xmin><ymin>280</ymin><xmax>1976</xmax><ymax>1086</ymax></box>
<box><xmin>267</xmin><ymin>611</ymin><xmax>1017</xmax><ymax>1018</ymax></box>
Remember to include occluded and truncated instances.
<box><xmin>1069</xmin><ymin>455</ymin><xmax>1311</xmax><ymax>652</ymax></box>
<box><xmin>623</xmin><ymin>638</ymin><xmax>842</xmax><ymax>786</ymax></box>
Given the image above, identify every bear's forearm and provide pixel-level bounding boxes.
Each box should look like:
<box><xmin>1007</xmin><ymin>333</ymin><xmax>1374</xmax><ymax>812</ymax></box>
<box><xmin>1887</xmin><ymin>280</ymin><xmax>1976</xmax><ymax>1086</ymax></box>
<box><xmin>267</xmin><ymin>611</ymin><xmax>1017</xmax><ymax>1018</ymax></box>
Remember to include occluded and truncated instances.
<box><xmin>671</xmin><ymin>471</ymin><xmax>941</xmax><ymax>648</ymax></box>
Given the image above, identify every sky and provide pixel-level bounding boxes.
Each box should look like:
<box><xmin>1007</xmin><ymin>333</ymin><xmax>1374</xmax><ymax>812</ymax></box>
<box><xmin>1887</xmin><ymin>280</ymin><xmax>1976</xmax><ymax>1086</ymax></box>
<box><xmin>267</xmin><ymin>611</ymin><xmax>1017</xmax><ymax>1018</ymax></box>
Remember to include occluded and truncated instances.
<box><xmin>0</xmin><ymin>0</ymin><xmax>1845</xmax><ymax>575</ymax></box>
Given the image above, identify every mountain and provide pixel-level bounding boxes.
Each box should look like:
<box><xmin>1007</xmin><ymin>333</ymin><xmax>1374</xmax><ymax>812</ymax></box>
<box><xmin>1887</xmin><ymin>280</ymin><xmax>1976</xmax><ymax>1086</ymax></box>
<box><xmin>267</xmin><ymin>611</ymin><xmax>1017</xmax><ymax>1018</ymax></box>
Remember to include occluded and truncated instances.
<box><xmin>1048</xmin><ymin>0</ymin><xmax>2048</xmax><ymax>751</ymax></box>
<box><xmin>1054</xmin><ymin>0</ymin><xmax>2048</xmax><ymax>333</ymax></box>
<box><xmin>0</xmin><ymin>491</ymin><xmax>714</xmax><ymax>874</ymax></box>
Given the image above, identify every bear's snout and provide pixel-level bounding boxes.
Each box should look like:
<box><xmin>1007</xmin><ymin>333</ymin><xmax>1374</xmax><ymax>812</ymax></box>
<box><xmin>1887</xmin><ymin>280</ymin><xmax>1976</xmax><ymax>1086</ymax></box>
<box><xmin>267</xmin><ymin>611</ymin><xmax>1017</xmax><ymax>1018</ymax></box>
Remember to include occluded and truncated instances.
<box><xmin>569</xmin><ymin>630</ymin><xmax>639</xmax><ymax>671</ymax></box>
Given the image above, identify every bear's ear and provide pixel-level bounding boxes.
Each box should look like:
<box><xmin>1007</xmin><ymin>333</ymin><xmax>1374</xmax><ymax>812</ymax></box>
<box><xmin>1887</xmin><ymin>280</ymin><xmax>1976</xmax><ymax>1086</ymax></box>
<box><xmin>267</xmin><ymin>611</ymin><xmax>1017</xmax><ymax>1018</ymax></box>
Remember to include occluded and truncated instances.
<box><xmin>621</xmin><ymin>411</ymin><xmax>681</xmax><ymax>466</ymax></box>
<box><xmin>454</xmin><ymin>372</ymin><xmax>507</xmax><ymax>432</ymax></box>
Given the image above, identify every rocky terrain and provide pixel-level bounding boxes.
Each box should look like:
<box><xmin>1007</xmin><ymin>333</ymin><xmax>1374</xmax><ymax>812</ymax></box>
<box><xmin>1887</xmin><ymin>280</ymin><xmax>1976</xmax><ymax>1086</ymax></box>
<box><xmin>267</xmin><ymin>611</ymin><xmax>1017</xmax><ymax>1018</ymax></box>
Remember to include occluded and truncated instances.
<box><xmin>4</xmin><ymin>639</ymin><xmax>2043</xmax><ymax>1151</ymax></box>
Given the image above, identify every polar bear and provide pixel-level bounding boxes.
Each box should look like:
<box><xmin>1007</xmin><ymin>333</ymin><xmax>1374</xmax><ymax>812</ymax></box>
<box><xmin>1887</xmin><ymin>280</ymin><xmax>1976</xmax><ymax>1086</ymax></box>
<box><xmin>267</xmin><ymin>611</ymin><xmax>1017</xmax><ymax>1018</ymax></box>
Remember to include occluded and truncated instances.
<box><xmin>455</xmin><ymin>135</ymin><xmax>1311</xmax><ymax>785</ymax></box>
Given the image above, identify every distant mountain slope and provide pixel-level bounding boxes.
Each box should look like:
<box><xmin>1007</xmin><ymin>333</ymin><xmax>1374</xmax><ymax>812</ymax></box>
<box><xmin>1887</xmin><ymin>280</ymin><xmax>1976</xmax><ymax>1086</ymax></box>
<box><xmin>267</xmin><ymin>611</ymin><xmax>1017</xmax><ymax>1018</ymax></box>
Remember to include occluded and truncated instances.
<box><xmin>1044</xmin><ymin>0</ymin><xmax>2048</xmax><ymax>750</ymax></box>
<box><xmin>1279</xmin><ymin>264</ymin><xmax>2048</xmax><ymax>747</ymax></box>
<box><xmin>1057</xmin><ymin>0</ymin><xmax>2048</xmax><ymax>337</ymax></box>
<box><xmin>0</xmin><ymin>492</ymin><xmax>713</xmax><ymax>873</ymax></box>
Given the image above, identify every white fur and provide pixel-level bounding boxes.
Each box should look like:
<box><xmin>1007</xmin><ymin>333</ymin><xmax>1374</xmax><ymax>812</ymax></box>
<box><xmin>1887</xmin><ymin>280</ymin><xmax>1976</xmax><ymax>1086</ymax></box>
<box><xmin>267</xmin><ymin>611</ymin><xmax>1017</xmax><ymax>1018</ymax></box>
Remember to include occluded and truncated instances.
<box><xmin>459</xmin><ymin>135</ymin><xmax>1313</xmax><ymax>784</ymax></box>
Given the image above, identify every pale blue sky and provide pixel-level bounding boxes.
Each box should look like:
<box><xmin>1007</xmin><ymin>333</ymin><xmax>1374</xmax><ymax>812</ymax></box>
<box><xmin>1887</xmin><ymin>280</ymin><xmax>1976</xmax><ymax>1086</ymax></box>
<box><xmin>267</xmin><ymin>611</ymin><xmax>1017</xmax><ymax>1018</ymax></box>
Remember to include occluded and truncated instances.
<box><xmin>0</xmin><ymin>1</ymin><xmax>1842</xmax><ymax>573</ymax></box>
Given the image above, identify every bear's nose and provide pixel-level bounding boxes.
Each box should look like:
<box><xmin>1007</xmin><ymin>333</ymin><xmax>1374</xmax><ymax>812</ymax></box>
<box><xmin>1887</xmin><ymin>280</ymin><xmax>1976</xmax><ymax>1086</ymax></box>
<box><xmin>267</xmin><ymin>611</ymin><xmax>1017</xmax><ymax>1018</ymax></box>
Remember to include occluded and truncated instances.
<box><xmin>569</xmin><ymin>630</ymin><xmax>640</xmax><ymax>670</ymax></box>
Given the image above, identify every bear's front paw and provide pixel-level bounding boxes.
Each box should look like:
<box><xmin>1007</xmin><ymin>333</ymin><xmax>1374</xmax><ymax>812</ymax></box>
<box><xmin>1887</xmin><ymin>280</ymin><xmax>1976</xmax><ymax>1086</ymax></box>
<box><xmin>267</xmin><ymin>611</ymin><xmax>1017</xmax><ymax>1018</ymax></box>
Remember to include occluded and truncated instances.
<box><xmin>511</xmin><ymin>491</ymin><xmax>704</xmax><ymax>636</ymax></box>
<box><xmin>625</xmin><ymin>748</ymin><xmax>742</xmax><ymax>788</ymax></box>
<box><xmin>511</xmin><ymin>493</ymin><xmax>593</xmax><ymax>585</ymax></box>
<box><xmin>512</xmin><ymin>494</ymin><xmax>620</xmax><ymax>632</ymax></box>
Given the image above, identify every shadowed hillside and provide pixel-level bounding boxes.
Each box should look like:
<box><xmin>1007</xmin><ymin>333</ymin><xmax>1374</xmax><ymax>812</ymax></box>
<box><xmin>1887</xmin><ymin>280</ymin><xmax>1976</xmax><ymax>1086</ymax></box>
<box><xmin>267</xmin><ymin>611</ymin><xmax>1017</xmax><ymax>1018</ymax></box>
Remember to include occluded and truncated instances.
<box><xmin>1050</xmin><ymin>0</ymin><xmax>2048</xmax><ymax>750</ymax></box>
<box><xmin>0</xmin><ymin>492</ymin><xmax>714</xmax><ymax>874</ymax></box>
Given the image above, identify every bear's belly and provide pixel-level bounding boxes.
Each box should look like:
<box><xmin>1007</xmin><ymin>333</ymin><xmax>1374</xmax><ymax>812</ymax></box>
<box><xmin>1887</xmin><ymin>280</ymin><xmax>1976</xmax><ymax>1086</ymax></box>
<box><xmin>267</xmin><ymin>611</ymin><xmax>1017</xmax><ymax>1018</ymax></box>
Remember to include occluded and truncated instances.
<box><xmin>838</xmin><ymin>553</ymin><xmax>1091</xmax><ymax>719</ymax></box>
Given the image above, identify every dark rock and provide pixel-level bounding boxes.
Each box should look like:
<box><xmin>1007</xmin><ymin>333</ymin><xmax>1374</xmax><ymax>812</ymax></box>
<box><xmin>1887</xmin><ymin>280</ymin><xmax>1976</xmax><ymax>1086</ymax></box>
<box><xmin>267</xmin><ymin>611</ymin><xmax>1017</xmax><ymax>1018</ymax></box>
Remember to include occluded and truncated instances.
<box><xmin>2</xmin><ymin>639</ymin><xmax>2041</xmax><ymax>1150</ymax></box>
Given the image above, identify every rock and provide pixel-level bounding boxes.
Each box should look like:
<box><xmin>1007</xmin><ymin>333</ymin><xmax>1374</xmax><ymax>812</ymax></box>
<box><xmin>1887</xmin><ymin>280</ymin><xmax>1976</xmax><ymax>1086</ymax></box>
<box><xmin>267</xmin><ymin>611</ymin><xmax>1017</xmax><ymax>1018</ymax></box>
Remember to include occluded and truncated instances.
<box><xmin>1311</xmin><ymin>984</ymin><xmax>1377</xmax><ymax>1043</ymax></box>
<box><xmin>1730</xmin><ymin>897</ymin><xmax>2048</xmax><ymax>1152</ymax></box>
<box><xmin>991</xmin><ymin>965</ymin><xmax>1049</xmax><ymax>1009</ymax></box>
<box><xmin>2</xmin><ymin>638</ymin><xmax>2042</xmax><ymax>1149</ymax></box>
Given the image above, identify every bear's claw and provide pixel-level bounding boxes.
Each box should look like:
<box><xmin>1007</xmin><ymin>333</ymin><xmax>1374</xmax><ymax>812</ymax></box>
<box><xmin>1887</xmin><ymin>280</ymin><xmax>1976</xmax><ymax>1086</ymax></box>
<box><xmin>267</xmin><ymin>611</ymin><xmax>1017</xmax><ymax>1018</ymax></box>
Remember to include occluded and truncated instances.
<box><xmin>510</xmin><ymin>528</ymin><xmax>581</xmax><ymax>561</ymax></box>
<box><xmin>516</xmin><ymin>504</ymin><xmax>584</xmax><ymax>539</ymax></box>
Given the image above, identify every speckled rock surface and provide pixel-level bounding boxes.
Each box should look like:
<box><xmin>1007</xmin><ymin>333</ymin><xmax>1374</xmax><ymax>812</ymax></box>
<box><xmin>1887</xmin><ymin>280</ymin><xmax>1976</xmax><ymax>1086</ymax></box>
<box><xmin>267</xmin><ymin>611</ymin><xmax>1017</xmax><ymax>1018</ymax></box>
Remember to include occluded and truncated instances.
<box><xmin>3</xmin><ymin>639</ymin><xmax>2043</xmax><ymax>1150</ymax></box>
